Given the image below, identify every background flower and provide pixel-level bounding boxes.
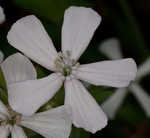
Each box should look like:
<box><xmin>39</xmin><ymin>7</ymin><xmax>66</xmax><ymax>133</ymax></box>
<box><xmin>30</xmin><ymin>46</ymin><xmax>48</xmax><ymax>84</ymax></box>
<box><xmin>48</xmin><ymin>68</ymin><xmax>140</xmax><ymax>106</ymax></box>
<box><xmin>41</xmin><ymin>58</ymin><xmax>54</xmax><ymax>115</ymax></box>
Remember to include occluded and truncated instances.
<box><xmin>100</xmin><ymin>38</ymin><xmax>150</xmax><ymax>119</ymax></box>
<box><xmin>0</xmin><ymin>6</ymin><xmax>5</xmax><ymax>24</ymax></box>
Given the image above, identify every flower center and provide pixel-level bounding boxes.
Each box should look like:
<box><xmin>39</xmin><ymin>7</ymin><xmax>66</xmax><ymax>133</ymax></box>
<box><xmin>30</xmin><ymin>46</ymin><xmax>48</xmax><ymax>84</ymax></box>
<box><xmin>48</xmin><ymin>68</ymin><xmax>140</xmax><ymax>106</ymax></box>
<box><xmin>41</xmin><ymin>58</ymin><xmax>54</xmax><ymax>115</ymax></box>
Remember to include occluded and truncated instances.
<box><xmin>0</xmin><ymin>106</ymin><xmax>22</xmax><ymax>126</ymax></box>
<box><xmin>55</xmin><ymin>51</ymin><xmax>79</xmax><ymax>76</ymax></box>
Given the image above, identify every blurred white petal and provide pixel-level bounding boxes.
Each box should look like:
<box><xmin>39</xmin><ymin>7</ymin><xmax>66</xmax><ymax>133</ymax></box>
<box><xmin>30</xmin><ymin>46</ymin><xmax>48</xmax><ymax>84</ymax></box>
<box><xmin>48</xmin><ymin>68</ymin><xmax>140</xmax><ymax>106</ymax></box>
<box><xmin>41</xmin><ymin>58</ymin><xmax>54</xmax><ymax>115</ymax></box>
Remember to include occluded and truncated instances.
<box><xmin>20</xmin><ymin>106</ymin><xmax>72</xmax><ymax>138</ymax></box>
<box><xmin>11</xmin><ymin>125</ymin><xmax>27</xmax><ymax>138</ymax></box>
<box><xmin>136</xmin><ymin>57</ymin><xmax>150</xmax><ymax>80</ymax></box>
<box><xmin>0</xmin><ymin>100</ymin><xmax>9</xmax><ymax>119</ymax></box>
<box><xmin>7</xmin><ymin>15</ymin><xmax>58</xmax><ymax>71</ymax></box>
<box><xmin>73</xmin><ymin>58</ymin><xmax>137</xmax><ymax>87</ymax></box>
<box><xmin>64</xmin><ymin>78</ymin><xmax>107</xmax><ymax>133</ymax></box>
<box><xmin>129</xmin><ymin>83</ymin><xmax>150</xmax><ymax>117</ymax></box>
<box><xmin>1</xmin><ymin>53</ymin><xmax>37</xmax><ymax>86</ymax></box>
<box><xmin>99</xmin><ymin>38</ymin><xmax>123</xmax><ymax>59</ymax></box>
<box><xmin>0</xmin><ymin>113</ymin><xmax>6</xmax><ymax>121</ymax></box>
<box><xmin>0</xmin><ymin>50</ymin><xmax>4</xmax><ymax>63</ymax></box>
<box><xmin>0</xmin><ymin>126</ymin><xmax>10</xmax><ymax>138</ymax></box>
<box><xmin>62</xmin><ymin>6</ymin><xmax>101</xmax><ymax>61</ymax></box>
<box><xmin>0</xmin><ymin>6</ymin><xmax>5</xmax><ymax>24</ymax></box>
<box><xmin>101</xmin><ymin>88</ymin><xmax>128</xmax><ymax>119</ymax></box>
<box><xmin>8</xmin><ymin>73</ymin><xmax>64</xmax><ymax>116</ymax></box>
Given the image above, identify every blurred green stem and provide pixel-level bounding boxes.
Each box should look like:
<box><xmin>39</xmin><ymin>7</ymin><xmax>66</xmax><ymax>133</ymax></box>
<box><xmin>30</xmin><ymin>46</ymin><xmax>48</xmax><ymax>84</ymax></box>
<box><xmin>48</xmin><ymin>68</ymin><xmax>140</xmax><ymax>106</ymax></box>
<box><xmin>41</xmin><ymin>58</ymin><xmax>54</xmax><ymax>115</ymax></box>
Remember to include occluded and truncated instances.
<box><xmin>0</xmin><ymin>87</ymin><xmax>8</xmax><ymax>105</ymax></box>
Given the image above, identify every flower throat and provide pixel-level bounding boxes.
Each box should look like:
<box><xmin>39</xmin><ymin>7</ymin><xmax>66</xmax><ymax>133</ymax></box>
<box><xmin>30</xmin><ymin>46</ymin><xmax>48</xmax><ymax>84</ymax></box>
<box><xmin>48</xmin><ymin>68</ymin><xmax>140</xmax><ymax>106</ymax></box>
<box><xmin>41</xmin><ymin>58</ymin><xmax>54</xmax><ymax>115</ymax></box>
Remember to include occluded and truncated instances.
<box><xmin>0</xmin><ymin>106</ymin><xmax>21</xmax><ymax>126</ymax></box>
<box><xmin>55</xmin><ymin>51</ymin><xmax>79</xmax><ymax>76</ymax></box>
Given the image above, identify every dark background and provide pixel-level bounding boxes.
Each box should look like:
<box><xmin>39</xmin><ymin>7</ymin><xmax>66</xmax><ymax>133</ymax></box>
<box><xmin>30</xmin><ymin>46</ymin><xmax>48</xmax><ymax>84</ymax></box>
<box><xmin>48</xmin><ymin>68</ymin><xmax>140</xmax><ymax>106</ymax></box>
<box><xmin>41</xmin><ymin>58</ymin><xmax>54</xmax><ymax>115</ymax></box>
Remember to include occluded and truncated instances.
<box><xmin>0</xmin><ymin>0</ymin><xmax>150</xmax><ymax>138</ymax></box>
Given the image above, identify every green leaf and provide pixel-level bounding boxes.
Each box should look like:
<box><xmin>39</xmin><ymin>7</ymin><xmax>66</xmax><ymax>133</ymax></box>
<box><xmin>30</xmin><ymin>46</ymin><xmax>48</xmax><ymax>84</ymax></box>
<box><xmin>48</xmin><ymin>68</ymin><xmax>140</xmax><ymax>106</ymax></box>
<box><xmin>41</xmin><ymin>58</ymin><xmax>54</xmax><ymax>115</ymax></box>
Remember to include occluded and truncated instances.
<box><xmin>38</xmin><ymin>86</ymin><xmax>65</xmax><ymax>112</ymax></box>
<box><xmin>0</xmin><ymin>68</ymin><xmax>8</xmax><ymax>105</ymax></box>
<box><xmin>0</xmin><ymin>88</ymin><xmax>8</xmax><ymax>105</ymax></box>
<box><xmin>0</xmin><ymin>68</ymin><xmax>7</xmax><ymax>90</ymax></box>
<box><xmin>88</xmin><ymin>85</ymin><xmax>114</xmax><ymax>103</ymax></box>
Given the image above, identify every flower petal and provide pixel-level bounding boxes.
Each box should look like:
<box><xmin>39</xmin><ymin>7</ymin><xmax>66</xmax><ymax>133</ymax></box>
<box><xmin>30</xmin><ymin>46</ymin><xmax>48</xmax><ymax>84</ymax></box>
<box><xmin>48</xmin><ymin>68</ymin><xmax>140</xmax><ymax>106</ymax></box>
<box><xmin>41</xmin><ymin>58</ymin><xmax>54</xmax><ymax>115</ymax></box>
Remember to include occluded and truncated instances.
<box><xmin>11</xmin><ymin>125</ymin><xmax>27</xmax><ymax>138</ymax></box>
<box><xmin>7</xmin><ymin>15</ymin><xmax>58</xmax><ymax>71</ymax></box>
<box><xmin>73</xmin><ymin>58</ymin><xmax>137</xmax><ymax>87</ymax></box>
<box><xmin>0</xmin><ymin>100</ymin><xmax>9</xmax><ymax>119</ymax></box>
<box><xmin>20</xmin><ymin>106</ymin><xmax>72</xmax><ymax>138</ymax></box>
<box><xmin>1</xmin><ymin>53</ymin><xmax>37</xmax><ymax>86</ymax></box>
<box><xmin>62</xmin><ymin>6</ymin><xmax>101</xmax><ymax>61</ymax></box>
<box><xmin>64</xmin><ymin>78</ymin><xmax>107</xmax><ymax>133</ymax></box>
<box><xmin>99</xmin><ymin>38</ymin><xmax>123</xmax><ymax>59</ymax></box>
<box><xmin>101</xmin><ymin>88</ymin><xmax>128</xmax><ymax>119</ymax></box>
<box><xmin>0</xmin><ymin>113</ymin><xmax>6</xmax><ymax>121</ymax></box>
<box><xmin>0</xmin><ymin>6</ymin><xmax>5</xmax><ymax>24</ymax></box>
<box><xmin>0</xmin><ymin>50</ymin><xmax>4</xmax><ymax>63</ymax></box>
<box><xmin>8</xmin><ymin>73</ymin><xmax>64</xmax><ymax>116</ymax></box>
<box><xmin>136</xmin><ymin>57</ymin><xmax>150</xmax><ymax>80</ymax></box>
<box><xmin>129</xmin><ymin>83</ymin><xmax>150</xmax><ymax>117</ymax></box>
<box><xmin>0</xmin><ymin>126</ymin><xmax>10</xmax><ymax>138</ymax></box>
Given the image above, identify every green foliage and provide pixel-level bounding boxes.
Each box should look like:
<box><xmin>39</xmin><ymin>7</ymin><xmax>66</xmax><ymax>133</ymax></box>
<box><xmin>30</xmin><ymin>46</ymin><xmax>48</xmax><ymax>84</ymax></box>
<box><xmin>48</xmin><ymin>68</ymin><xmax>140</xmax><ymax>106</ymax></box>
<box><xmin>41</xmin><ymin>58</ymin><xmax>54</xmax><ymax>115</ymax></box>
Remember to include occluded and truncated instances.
<box><xmin>13</xmin><ymin>0</ymin><xmax>93</xmax><ymax>24</ymax></box>
<box><xmin>88</xmin><ymin>85</ymin><xmax>114</xmax><ymax>103</ymax></box>
<box><xmin>0</xmin><ymin>68</ymin><xmax>7</xmax><ymax>90</ymax></box>
<box><xmin>0</xmin><ymin>69</ymin><xmax>8</xmax><ymax>105</ymax></box>
<box><xmin>70</xmin><ymin>126</ymin><xmax>90</xmax><ymax>138</ymax></box>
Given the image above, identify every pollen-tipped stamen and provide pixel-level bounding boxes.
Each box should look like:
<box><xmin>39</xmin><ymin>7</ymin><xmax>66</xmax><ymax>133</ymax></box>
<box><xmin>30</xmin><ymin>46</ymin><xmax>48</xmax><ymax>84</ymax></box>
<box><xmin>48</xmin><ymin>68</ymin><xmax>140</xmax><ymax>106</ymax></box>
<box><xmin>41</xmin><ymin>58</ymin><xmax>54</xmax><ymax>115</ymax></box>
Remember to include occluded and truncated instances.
<box><xmin>0</xmin><ymin>106</ymin><xmax>22</xmax><ymax>126</ymax></box>
<box><xmin>55</xmin><ymin>51</ymin><xmax>79</xmax><ymax>76</ymax></box>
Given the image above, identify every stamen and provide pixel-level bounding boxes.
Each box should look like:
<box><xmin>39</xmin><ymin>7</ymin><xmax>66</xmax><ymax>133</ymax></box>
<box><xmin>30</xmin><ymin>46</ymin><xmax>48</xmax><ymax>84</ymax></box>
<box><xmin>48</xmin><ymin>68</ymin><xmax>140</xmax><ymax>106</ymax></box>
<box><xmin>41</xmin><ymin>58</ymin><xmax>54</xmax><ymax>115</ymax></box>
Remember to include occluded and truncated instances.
<box><xmin>66</xmin><ymin>50</ymin><xmax>71</xmax><ymax>57</ymax></box>
<box><xmin>15</xmin><ymin>115</ymin><xmax>22</xmax><ymax>124</ymax></box>
<box><xmin>55</xmin><ymin>51</ymin><xmax>80</xmax><ymax>76</ymax></box>
<box><xmin>73</xmin><ymin>62</ymin><xmax>80</xmax><ymax>69</ymax></box>
<box><xmin>0</xmin><ymin>107</ymin><xmax>22</xmax><ymax>127</ymax></box>
<box><xmin>8</xmin><ymin>106</ymin><xmax>16</xmax><ymax>118</ymax></box>
<box><xmin>58</xmin><ymin>52</ymin><xmax>64</xmax><ymax>58</ymax></box>
<box><xmin>6</xmin><ymin>106</ymin><xmax>22</xmax><ymax>125</ymax></box>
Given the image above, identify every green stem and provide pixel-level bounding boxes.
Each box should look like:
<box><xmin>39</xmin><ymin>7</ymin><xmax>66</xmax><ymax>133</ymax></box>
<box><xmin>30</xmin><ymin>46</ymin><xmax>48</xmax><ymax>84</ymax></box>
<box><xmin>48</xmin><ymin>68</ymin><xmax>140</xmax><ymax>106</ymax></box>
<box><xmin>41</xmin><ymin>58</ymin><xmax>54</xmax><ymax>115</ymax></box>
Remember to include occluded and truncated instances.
<box><xmin>0</xmin><ymin>88</ymin><xmax>8</xmax><ymax>105</ymax></box>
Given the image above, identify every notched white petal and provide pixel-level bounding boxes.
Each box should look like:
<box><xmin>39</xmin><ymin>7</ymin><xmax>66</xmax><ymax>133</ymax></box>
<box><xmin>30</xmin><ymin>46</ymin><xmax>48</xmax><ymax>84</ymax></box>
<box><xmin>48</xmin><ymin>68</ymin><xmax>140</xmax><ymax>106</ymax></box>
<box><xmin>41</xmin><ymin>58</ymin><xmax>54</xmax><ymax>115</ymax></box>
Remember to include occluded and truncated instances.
<box><xmin>20</xmin><ymin>106</ymin><xmax>72</xmax><ymax>138</ymax></box>
<box><xmin>129</xmin><ymin>83</ymin><xmax>150</xmax><ymax>117</ymax></box>
<box><xmin>11</xmin><ymin>125</ymin><xmax>27</xmax><ymax>138</ymax></box>
<box><xmin>73</xmin><ymin>58</ymin><xmax>137</xmax><ymax>87</ymax></box>
<box><xmin>7</xmin><ymin>15</ymin><xmax>58</xmax><ymax>71</ymax></box>
<box><xmin>62</xmin><ymin>6</ymin><xmax>101</xmax><ymax>61</ymax></box>
<box><xmin>64</xmin><ymin>78</ymin><xmax>107</xmax><ymax>133</ymax></box>
<box><xmin>1</xmin><ymin>53</ymin><xmax>37</xmax><ymax>86</ymax></box>
<box><xmin>8</xmin><ymin>73</ymin><xmax>64</xmax><ymax>116</ymax></box>
<box><xmin>102</xmin><ymin>88</ymin><xmax>128</xmax><ymax>119</ymax></box>
<box><xmin>99</xmin><ymin>38</ymin><xmax>123</xmax><ymax>59</ymax></box>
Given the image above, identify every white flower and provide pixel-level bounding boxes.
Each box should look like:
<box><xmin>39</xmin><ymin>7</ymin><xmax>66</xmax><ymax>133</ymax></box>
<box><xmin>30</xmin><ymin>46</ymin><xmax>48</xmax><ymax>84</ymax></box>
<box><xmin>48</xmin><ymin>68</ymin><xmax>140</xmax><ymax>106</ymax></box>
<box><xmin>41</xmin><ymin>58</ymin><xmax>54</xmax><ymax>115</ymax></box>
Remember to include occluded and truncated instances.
<box><xmin>0</xmin><ymin>6</ymin><xmax>5</xmax><ymax>24</ymax></box>
<box><xmin>0</xmin><ymin>53</ymin><xmax>72</xmax><ymax>138</ymax></box>
<box><xmin>99</xmin><ymin>38</ymin><xmax>150</xmax><ymax>119</ymax></box>
<box><xmin>0</xmin><ymin>50</ymin><xmax>4</xmax><ymax>63</ymax></box>
<box><xmin>7</xmin><ymin>6</ymin><xmax>137</xmax><ymax>133</ymax></box>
